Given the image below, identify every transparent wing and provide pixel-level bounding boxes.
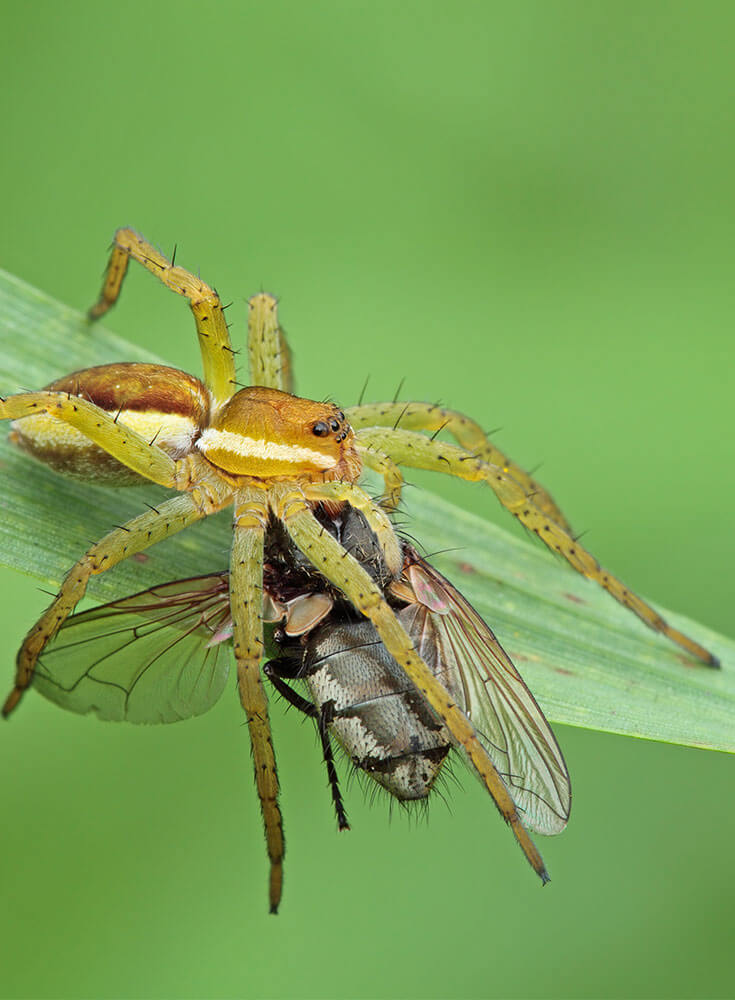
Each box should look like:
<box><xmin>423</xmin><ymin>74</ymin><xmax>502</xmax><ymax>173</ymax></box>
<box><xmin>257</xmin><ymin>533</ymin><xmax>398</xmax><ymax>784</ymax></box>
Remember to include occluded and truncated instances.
<box><xmin>34</xmin><ymin>575</ymin><xmax>233</xmax><ymax>723</ymax></box>
<box><xmin>403</xmin><ymin>558</ymin><xmax>571</xmax><ymax>835</ymax></box>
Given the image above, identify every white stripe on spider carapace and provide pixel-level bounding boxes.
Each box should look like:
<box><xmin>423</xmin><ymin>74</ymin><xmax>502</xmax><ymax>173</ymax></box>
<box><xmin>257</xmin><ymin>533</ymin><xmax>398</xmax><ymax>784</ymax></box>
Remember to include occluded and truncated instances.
<box><xmin>196</xmin><ymin>428</ymin><xmax>337</xmax><ymax>469</ymax></box>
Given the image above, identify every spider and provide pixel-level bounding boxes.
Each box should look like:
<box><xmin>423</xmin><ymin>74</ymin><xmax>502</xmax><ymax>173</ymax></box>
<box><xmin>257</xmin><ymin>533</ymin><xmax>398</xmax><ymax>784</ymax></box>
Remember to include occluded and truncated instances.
<box><xmin>1</xmin><ymin>229</ymin><xmax>716</xmax><ymax>912</ymax></box>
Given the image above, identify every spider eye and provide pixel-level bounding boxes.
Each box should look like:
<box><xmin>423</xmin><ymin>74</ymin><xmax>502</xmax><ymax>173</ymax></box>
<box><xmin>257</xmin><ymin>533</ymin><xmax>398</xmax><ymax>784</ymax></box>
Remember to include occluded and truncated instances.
<box><xmin>336</xmin><ymin>411</ymin><xmax>345</xmax><ymax>422</ymax></box>
<box><xmin>329</xmin><ymin>418</ymin><xmax>340</xmax><ymax>432</ymax></box>
<box><xmin>313</xmin><ymin>421</ymin><xmax>329</xmax><ymax>437</ymax></box>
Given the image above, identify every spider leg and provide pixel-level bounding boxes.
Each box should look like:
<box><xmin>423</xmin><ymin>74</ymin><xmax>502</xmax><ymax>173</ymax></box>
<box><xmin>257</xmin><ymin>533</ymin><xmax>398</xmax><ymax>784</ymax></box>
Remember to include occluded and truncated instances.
<box><xmin>0</xmin><ymin>391</ymin><xmax>178</xmax><ymax>487</ymax></box>
<box><xmin>274</xmin><ymin>484</ymin><xmax>550</xmax><ymax>884</ymax></box>
<box><xmin>357</xmin><ymin>427</ymin><xmax>718</xmax><ymax>666</ymax></box>
<box><xmin>88</xmin><ymin>228</ymin><xmax>236</xmax><ymax>408</ymax></box>
<box><xmin>348</xmin><ymin>401</ymin><xmax>571</xmax><ymax>530</ymax></box>
<box><xmin>356</xmin><ymin>442</ymin><xmax>404</xmax><ymax>511</ymax></box>
<box><xmin>300</xmin><ymin>480</ymin><xmax>402</xmax><ymax>575</ymax></box>
<box><xmin>264</xmin><ymin>660</ymin><xmax>349</xmax><ymax>831</ymax></box>
<box><xmin>247</xmin><ymin>294</ymin><xmax>294</xmax><ymax>393</ymax></box>
<box><xmin>2</xmin><ymin>494</ymin><xmax>205</xmax><ymax>717</ymax></box>
<box><xmin>231</xmin><ymin>491</ymin><xmax>285</xmax><ymax>914</ymax></box>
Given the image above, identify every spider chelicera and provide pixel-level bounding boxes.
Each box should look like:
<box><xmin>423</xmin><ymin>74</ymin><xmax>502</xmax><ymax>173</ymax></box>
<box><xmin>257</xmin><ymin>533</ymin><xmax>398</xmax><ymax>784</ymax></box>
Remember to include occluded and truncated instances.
<box><xmin>1</xmin><ymin>229</ymin><xmax>717</xmax><ymax>912</ymax></box>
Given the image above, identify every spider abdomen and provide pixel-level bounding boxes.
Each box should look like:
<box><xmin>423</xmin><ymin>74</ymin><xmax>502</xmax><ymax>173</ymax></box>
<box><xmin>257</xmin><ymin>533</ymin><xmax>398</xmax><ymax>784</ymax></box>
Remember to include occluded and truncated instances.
<box><xmin>197</xmin><ymin>384</ymin><xmax>360</xmax><ymax>481</ymax></box>
<box><xmin>10</xmin><ymin>362</ymin><xmax>210</xmax><ymax>483</ymax></box>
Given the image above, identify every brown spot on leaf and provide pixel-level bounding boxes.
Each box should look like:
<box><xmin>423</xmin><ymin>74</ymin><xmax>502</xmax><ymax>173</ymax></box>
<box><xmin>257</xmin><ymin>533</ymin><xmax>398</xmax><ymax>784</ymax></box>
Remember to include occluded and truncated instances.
<box><xmin>564</xmin><ymin>592</ymin><xmax>586</xmax><ymax>605</ymax></box>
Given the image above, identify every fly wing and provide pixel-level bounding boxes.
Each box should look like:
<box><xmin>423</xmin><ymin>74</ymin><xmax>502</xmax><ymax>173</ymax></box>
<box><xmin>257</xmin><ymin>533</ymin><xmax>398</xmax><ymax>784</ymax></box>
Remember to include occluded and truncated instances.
<box><xmin>405</xmin><ymin>559</ymin><xmax>571</xmax><ymax>835</ymax></box>
<box><xmin>34</xmin><ymin>575</ymin><xmax>233</xmax><ymax>723</ymax></box>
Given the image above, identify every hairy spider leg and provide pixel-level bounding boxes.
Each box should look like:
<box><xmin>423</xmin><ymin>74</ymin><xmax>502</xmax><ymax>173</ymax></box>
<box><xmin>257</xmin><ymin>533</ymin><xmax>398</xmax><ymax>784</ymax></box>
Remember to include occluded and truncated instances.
<box><xmin>347</xmin><ymin>401</ymin><xmax>571</xmax><ymax>530</ymax></box>
<box><xmin>0</xmin><ymin>391</ymin><xmax>179</xmax><ymax>487</ymax></box>
<box><xmin>2</xmin><ymin>494</ymin><xmax>206</xmax><ymax>717</ymax></box>
<box><xmin>300</xmin><ymin>480</ymin><xmax>403</xmax><ymax>573</ymax></box>
<box><xmin>264</xmin><ymin>661</ymin><xmax>350</xmax><ymax>832</ymax></box>
<box><xmin>231</xmin><ymin>492</ymin><xmax>285</xmax><ymax>914</ymax></box>
<box><xmin>356</xmin><ymin>427</ymin><xmax>718</xmax><ymax>666</ymax></box>
<box><xmin>248</xmin><ymin>293</ymin><xmax>294</xmax><ymax>394</ymax></box>
<box><xmin>275</xmin><ymin>485</ymin><xmax>551</xmax><ymax>884</ymax></box>
<box><xmin>88</xmin><ymin>227</ymin><xmax>236</xmax><ymax>408</ymax></box>
<box><xmin>242</xmin><ymin>295</ymin><xmax>402</xmax><ymax>516</ymax></box>
<box><xmin>356</xmin><ymin>442</ymin><xmax>404</xmax><ymax>512</ymax></box>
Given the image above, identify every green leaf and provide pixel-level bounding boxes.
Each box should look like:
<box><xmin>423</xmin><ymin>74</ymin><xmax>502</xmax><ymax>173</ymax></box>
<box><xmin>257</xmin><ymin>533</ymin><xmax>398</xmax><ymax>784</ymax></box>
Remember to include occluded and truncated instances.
<box><xmin>0</xmin><ymin>269</ymin><xmax>732</xmax><ymax>752</ymax></box>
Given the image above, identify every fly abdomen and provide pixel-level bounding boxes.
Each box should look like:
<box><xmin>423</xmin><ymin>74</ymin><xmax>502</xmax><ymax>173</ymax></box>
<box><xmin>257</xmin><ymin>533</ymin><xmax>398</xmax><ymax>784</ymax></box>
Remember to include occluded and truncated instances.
<box><xmin>304</xmin><ymin>618</ymin><xmax>452</xmax><ymax>801</ymax></box>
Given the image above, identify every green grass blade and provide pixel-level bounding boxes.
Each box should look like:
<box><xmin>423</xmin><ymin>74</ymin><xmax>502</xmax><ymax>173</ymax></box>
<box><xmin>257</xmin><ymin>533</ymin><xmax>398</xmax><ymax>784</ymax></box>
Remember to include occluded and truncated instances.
<box><xmin>0</xmin><ymin>269</ymin><xmax>732</xmax><ymax>751</ymax></box>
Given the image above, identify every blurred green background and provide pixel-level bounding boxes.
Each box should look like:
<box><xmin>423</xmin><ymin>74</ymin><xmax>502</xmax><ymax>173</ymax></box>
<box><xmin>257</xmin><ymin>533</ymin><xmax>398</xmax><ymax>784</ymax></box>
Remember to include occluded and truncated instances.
<box><xmin>1</xmin><ymin>3</ymin><xmax>733</xmax><ymax>998</ymax></box>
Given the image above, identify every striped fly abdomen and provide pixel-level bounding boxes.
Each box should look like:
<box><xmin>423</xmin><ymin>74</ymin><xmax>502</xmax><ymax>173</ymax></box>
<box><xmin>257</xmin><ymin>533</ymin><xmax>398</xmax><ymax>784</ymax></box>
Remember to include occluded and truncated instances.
<box><xmin>302</xmin><ymin>613</ymin><xmax>457</xmax><ymax>801</ymax></box>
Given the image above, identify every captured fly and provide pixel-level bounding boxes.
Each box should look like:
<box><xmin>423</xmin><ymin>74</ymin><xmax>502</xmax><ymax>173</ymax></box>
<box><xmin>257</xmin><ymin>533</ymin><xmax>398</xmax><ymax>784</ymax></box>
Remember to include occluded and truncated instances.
<box><xmin>265</xmin><ymin>511</ymin><xmax>569</xmax><ymax>834</ymax></box>
<box><xmin>32</xmin><ymin>506</ymin><xmax>570</xmax><ymax>840</ymax></box>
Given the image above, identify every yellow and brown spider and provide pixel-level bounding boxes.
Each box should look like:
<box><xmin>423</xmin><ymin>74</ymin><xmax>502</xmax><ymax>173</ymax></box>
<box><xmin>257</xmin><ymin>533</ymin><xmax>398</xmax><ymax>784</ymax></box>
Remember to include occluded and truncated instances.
<box><xmin>0</xmin><ymin>229</ymin><xmax>716</xmax><ymax>912</ymax></box>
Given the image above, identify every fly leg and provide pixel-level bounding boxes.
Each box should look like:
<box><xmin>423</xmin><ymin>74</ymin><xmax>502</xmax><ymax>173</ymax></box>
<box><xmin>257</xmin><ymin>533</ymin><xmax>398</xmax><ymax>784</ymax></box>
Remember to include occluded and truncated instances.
<box><xmin>265</xmin><ymin>659</ymin><xmax>349</xmax><ymax>831</ymax></box>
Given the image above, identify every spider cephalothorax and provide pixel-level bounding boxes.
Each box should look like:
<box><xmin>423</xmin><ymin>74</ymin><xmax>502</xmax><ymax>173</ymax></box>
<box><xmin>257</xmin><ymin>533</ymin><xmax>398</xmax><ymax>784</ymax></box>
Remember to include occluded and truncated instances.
<box><xmin>198</xmin><ymin>386</ymin><xmax>359</xmax><ymax>481</ymax></box>
<box><xmin>1</xmin><ymin>228</ymin><xmax>716</xmax><ymax>912</ymax></box>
